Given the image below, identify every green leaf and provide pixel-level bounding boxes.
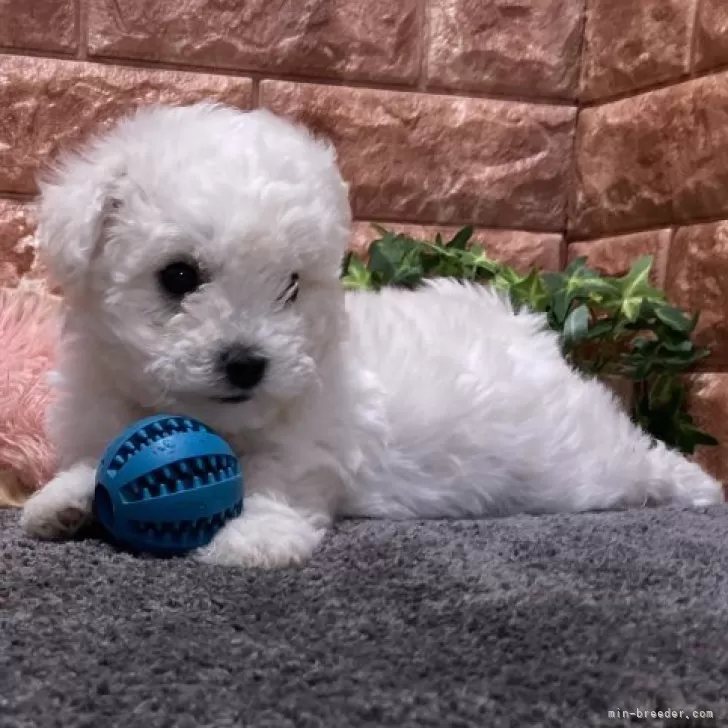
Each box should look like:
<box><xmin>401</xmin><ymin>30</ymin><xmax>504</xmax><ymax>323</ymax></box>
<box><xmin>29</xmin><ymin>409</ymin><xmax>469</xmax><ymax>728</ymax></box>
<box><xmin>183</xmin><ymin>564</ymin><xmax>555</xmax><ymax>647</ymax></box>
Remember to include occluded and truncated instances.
<box><xmin>569</xmin><ymin>277</ymin><xmax>620</xmax><ymax>299</ymax></box>
<box><xmin>497</xmin><ymin>267</ymin><xmax>523</xmax><ymax>286</ymax></box>
<box><xmin>615</xmin><ymin>256</ymin><xmax>667</xmax><ymax>322</ymax></box>
<box><xmin>550</xmin><ymin>289</ymin><xmax>575</xmax><ymax>325</ymax></box>
<box><xmin>367</xmin><ymin>236</ymin><xmax>423</xmax><ymax>285</ymax></box>
<box><xmin>654</xmin><ymin>305</ymin><xmax>694</xmax><ymax>333</ymax></box>
<box><xmin>618</xmin><ymin>256</ymin><xmax>655</xmax><ymax>296</ymax></box>
<box><xmin>692</xmin><ymin>347</ymin><xmax>712</xmax><ymax>363</ymax></box>
<box><xmin>423</xmin><ymin>240</ymin><xmax>460</xmax><ymax>260</ymax></box>
<box><xmin>541</xmin><ymin>272</ymin><xmax>567</xmax><ymax>295</ymax></box>
<box><xmin>448</xmin><ymin>225</ymin><xmax>474</xmax><ymax>250</ymax></box>
<box><xmin>493</xmin><ymin>273</ymin><xmax>514</xmax><ymax>293</ymax></box>
<box><xmin>584</xmin><ymin>319</ymin><xmax>614</xmax><ymax>340</ymax></box>
<box><xmin>682</xmin><ymin>427</ymin><xmax>719</xmax><ymax>449</ymax></box>
<box><xmin>341</xmin><ymin>255</ymin><xmax>373</xmax><ymax>290</ymax></box>
<box><xmin>509</xmin><ymin>269</ymin><xmax>549</xmax><ymax>310</ymax></box>
<box><xmin>620</xmin><ymin>295</ymin><xmax>643</xmax><ymax>322</ymax></box>
<box><xmin>659</xmin><ymin>338</ymin><xmax>693</xmax><ymax>354</ymax></box>
<box><xmin>366</xmin><ymin>243</ymin><xmax>398</xmax><ymax>281</ymax></box>
<box><xmin>471</xmin><ymin>250</ymin><xmax>501</xmax><ymax>279</ymax></box>
<box><xmin>390</xmin><ymin>256</ymin><xmax>424</xmax><ymax>288</ymax></box>
<box><xmin>562</xmin><ymin>304</ymin><xmax>590</xmax><ymax>344</ymax></box>
<box><xmin>631</xmin><ymin>335</ymin><xmax>656</xmax><ymax>352</ymax></box>
<box><xmin>648</xmin><ymin>373</ymin><xmax>676</xmax><ymax>408</ymax></box>
<box><xmin>564</xmin><ymin>256</ymin><xmax>588</xmax><ymax>276</ymax></box>
<box><xmin>633</xmin><ymin>357</ymin><xmax>657</xmax><ymax>380</ymax></box>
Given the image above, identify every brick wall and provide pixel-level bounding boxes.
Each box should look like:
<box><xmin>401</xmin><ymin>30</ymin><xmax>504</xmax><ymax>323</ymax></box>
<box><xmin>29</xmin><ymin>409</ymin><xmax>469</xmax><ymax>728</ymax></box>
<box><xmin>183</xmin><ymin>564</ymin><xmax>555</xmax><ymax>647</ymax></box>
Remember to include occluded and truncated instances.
<box><xmin>572</xmin><ymin>0</ymin><xmax>728</xmax><ymax>485</ymax></box>
<box><xmin>1</xmin><ymin>0</ymin><xmax>728</xmax><ymax>481</ymax></box>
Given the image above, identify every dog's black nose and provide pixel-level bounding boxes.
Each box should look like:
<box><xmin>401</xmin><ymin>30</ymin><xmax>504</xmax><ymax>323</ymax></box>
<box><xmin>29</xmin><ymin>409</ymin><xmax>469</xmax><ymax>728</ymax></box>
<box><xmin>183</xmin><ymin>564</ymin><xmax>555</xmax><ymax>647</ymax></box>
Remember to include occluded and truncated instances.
<box><xmin>219</xmin><ymin>347</ymin><xmax>268</xmax><ymax>391</ymax></box>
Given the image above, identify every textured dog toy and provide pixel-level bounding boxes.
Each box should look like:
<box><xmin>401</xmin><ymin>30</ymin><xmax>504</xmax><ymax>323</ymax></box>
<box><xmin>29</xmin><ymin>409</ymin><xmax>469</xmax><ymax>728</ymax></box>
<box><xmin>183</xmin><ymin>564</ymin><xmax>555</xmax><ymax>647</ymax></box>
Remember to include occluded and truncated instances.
<box><xmin>93</xmin><ymin>414</ymin><xmax>243</xmax><ymax>555</ymax></box>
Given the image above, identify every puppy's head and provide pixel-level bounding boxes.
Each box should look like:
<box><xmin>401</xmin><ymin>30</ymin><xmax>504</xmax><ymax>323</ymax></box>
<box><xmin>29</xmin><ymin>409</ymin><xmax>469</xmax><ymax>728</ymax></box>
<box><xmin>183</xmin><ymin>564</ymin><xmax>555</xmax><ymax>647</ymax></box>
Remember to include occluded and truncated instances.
<box><xmin>38</xmin><ymin>102</ymin><xmax>352</xmax><ymax>433</ymax></box>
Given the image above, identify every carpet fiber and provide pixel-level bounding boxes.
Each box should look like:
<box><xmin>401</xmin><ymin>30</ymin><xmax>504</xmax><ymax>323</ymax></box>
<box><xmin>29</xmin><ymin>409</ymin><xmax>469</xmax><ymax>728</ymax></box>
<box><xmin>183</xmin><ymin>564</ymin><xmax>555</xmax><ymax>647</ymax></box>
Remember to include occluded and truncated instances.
<box><xmin>2</xmin><ymin>506</ymin><xmax>728</xmax><ymax>728</ymax></box>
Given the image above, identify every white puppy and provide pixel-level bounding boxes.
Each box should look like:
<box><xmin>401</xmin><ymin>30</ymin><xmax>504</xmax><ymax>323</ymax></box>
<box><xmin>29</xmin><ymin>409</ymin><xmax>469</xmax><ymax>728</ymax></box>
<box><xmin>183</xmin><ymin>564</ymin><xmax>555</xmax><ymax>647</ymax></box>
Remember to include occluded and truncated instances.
<box><xmin>21</xmin><ymin>102</ymin><xmax>724</xmax><ymax>567</ymax></box>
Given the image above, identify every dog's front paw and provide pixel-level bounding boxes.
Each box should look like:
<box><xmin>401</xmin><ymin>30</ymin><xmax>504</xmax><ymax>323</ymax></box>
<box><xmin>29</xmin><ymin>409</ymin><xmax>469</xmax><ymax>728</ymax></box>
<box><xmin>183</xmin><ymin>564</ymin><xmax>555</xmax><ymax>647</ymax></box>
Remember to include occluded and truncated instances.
<box><xmin>21</xmin><ymin>462</ymin><xmax>97</xmax><ymax>539</ymax></box>
<box><xmin>194</xmin><ymin>495</ymin><xmax>327</xmax><ymax>568</ymax></box>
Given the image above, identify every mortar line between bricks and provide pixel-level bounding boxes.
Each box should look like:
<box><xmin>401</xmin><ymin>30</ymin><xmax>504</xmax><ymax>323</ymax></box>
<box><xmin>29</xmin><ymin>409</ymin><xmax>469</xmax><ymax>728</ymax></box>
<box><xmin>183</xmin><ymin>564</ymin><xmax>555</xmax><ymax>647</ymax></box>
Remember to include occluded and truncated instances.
<box><xmin>662</xmin><ymin>226</ymin><xmax>679</xmax><ymax>289</ymax></box>
<box><xmin>0</xmin><ymin>47</ymin><xmax>577</xmax><ymax>108</ymax></box>
<box><xmin>567</xmin><ymin>213</ymin><xmax>728</xmax><ymax>244</ymax></box>
<box><xmin>687</xmin><ymin>0</ymin><xmax>703</xmax><ymax>76</ymax></box>
<box><xmin>0</xmin><ymin>192</ymin><xmax>35</xmax><ymax>203</ymax></box>
<box><xmin>565</xmin><ymin>0</ymin><xmax>590</xmax><ymax>267</ymax></box>
<box><xmin>246</xmin><ymin>69</ymin><xmax>416</xmax><ymax>98</ymax></box>
<box><xmin>416</xmin><ymin>0</ymin><xmax>429</xmax><ymax>92</ymax></box>
<box><xmin>354</xmin><ymin>217</ymin><xmax>563</xmax><ymax>236</ymax></box>
<box><xmin>118</xmin><ymin>61</ymin><xmax>575</xmax><ymax>108</ymax></box>
<box><xmin>565</xmin><ymin>112</ymin><xmax>582</xmax><ymax>258</ymax></box>
<box><xmin>76</xmin><ymin>0</ymin><xmax>87</xmax><ymax>60</ymax></box>
<box><xmin>418</xmin><ymin>81</ymin><xmax>576</xmax><ymax>107</ymax></box>
<box><xmin>250</xmin><ymin>78</ymin><xmax>260</xmax><ymax>109</ymax></box>
<box><xmin>580</xmin><ymin>61</ymin><xmax>728</xmax><ymax>108</ymax></box>
<box><xmin>0</xmin><ymin>199</ymin><xmax>572</xmax><ymax>235</ymax></box>
<box><xmin>558</xmin><ymin>236</ymin><xmax>567</xmax><ymax>270</ymax></box>
<box><xmin>0</xmin><ymin>47</ymin><xmax>76</xmax><ymax>62</ymax></box>
<box><xmin>0</xmin><ymin>204</ymin><xmax>565</xmax><ymax>238</ymax></box>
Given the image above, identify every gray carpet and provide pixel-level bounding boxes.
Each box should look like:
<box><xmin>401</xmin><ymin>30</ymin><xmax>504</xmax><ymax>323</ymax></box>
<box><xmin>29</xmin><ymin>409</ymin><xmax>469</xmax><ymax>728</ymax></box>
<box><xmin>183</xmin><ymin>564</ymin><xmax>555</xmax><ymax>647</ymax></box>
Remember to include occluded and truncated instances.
<box><xmin>2</xmin><ymin>506</ymin><xmax>728</xmax><ymax>728</ymax></box>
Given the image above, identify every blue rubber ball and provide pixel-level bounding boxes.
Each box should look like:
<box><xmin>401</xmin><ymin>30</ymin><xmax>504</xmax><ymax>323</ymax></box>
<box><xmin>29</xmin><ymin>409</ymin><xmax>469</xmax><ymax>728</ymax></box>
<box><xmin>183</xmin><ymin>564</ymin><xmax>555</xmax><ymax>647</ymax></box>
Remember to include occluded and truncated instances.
<box><xmin>94</xmin><ymin>414</ymin><xmax>243</xmax><ymax>555</ymax></box>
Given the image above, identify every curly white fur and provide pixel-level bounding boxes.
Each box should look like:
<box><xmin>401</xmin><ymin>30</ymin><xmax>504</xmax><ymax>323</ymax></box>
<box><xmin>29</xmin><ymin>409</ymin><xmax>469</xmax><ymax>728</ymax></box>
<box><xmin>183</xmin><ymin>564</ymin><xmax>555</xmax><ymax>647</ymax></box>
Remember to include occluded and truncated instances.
<box><xmin>21</xmin><ymin>102</ymin><xmax>724</xmax><ymax>568</ymax></box>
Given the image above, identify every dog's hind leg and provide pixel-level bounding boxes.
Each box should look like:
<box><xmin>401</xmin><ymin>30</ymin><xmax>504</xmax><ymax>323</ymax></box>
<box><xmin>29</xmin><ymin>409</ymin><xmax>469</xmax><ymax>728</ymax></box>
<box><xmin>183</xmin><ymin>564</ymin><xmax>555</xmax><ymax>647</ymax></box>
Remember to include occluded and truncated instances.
<box><xmin>637</xmin><ymin>440</ymin><xmax>724</xmax><ymax>508</ymax></box>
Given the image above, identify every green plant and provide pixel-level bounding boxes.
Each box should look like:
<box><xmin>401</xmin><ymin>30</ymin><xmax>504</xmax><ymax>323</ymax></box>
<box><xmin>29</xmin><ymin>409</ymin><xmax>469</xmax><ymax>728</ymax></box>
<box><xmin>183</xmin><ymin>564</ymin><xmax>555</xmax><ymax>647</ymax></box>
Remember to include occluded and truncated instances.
<box><xmin>342</xmin><ymin>225</ymin><xmax>718</xmax><ymax>455</ymax></box>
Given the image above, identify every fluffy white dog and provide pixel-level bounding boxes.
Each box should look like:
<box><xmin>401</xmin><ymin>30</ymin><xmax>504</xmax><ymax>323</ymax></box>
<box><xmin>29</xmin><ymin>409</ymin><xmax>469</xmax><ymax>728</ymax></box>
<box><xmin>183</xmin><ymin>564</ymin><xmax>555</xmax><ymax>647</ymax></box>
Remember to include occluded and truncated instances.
<box><xmin>21</xmin><ymin>102</ymin><xmax>724</xmax><ymax>567</ymax></box>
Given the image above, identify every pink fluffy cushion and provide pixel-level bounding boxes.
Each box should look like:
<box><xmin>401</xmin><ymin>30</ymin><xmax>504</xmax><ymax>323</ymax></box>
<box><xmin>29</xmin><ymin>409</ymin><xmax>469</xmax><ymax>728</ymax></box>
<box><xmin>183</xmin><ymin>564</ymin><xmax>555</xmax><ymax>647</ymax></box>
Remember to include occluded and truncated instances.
<box><xmin>0</xmin><ymin>287</ymin><xmax>60</xmax><ymax>507</ymax></box>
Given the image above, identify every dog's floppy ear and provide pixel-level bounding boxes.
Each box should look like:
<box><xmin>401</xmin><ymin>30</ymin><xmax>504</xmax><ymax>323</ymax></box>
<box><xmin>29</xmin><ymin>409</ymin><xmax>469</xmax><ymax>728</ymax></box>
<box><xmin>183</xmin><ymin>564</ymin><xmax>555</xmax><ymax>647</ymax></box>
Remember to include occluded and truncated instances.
<box><xmin>36</xmin><ymin>140</ymin><xmax>124</xmax><ymax>295</ymax></box>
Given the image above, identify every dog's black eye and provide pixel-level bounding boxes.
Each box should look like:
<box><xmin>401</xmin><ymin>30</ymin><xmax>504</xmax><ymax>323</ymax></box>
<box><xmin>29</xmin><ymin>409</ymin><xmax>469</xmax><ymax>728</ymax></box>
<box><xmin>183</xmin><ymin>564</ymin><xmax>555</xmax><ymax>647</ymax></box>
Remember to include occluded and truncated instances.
<box><xmin>157</xmin><ymin>261</ymin><xmax>201</xmax><ymax>298</ymax></box>
<box><xmin>278</xmin><ymin>273</ymin><xmax>299</xmax><ymax>306</ymax></box>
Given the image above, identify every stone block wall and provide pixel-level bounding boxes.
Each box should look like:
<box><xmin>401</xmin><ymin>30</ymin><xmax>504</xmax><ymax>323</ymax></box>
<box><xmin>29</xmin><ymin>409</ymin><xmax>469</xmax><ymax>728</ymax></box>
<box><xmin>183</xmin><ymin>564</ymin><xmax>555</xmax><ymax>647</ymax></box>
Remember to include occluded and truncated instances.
<box><xmin>572</xmin><ymin>0</ymin><xmax>728</xmax><ymax>486</ymax></box>
<box><xmin>1</xmin><ymin>0</ymin><xmax>728</xmax><ymax>482</ymax></box>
